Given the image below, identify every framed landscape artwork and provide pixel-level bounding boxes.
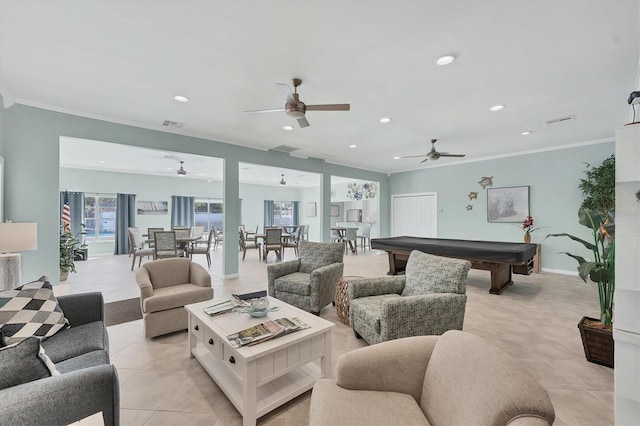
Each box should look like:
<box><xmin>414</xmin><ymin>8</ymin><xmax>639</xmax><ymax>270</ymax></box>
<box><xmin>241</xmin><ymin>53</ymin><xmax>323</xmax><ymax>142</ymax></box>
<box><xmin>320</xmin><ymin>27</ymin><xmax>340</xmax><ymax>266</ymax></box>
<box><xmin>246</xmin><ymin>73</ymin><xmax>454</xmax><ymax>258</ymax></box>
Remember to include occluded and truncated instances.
<box><xmin>137</xmin><ymin>201</ymin><xmax>168</xmax><ymax>215</ymax></box>
<box><xmin>487</xmin><ymin>186</ymin><xmax>530</xmax><ymax>223</ymax></box>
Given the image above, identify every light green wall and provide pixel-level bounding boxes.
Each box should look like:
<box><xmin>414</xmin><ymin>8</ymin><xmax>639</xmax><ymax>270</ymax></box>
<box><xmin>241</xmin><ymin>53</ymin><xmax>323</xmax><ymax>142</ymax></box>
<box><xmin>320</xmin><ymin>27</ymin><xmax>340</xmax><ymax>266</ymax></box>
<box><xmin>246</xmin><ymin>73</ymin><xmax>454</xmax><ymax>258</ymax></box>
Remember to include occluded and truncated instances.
<box><xmin>0</xmin><ymin>95</ymin><xmax>4</xmax><ymax>157</ymax></box>
<box><xmin>389</xmin><ymin>142</ymin><xmax>615</xmax><ymax>272</ymax></box>
<box><xmin>3</xmin><ymin>104</ymin><xmax>388</xmax><ymax>283</ymax></box>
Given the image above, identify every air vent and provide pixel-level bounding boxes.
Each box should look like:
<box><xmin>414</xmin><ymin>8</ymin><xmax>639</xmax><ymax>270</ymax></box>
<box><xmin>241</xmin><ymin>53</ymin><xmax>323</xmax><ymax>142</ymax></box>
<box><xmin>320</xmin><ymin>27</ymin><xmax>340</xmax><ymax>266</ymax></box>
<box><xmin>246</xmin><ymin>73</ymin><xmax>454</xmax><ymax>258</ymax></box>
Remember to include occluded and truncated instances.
<box><xmin>272</xmin><ymin>145</ymin><xmax>299</xmax><ymax>153</ymax></box>
<box><xmin>545</xmin><ymin>115</ymin><xmax>575</xmax><ymax>126</ymax></box>
<box><xmin>162</xmin><ymin>120</ymin><xmax>184</xmax><ymax>128</ymax></box>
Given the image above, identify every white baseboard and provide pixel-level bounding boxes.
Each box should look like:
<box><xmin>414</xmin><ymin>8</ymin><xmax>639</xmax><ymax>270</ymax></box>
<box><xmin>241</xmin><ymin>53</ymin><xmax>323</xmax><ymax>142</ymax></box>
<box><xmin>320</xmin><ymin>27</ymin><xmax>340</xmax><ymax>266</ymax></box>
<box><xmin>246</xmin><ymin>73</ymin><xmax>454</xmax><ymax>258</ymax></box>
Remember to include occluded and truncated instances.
<box><xmin>541</xmin><ymin>267</ymin><xmax>579</xmax><ymax>276</ymax></box>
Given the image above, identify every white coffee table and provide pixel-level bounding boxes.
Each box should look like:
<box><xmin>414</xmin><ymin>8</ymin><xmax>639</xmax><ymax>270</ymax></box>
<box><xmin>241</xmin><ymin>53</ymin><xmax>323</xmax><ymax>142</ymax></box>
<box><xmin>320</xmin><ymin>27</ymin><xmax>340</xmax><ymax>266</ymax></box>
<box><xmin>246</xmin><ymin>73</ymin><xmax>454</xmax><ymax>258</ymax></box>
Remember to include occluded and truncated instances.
<box><xmin>185</xmin><ymin>297</ymin><xmax>334</xmax><ymax>426</ymax></box>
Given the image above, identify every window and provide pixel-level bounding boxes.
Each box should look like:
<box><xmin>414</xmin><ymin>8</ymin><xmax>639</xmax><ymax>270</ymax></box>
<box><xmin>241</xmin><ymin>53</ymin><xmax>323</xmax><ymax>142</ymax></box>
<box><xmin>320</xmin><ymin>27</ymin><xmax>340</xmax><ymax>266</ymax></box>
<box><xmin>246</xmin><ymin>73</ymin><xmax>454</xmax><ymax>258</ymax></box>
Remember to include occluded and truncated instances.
<box><xmin>273</xmin><ymin>201</ymin><xmax>293</xmax><ymax>226</ymax></box>
<box><xmin>195</xmin><ymin>200</ymin><xmax>223</xmax><ymax>232</ymax></box>
<box><xmin>84</xmin><ymin>194</ymin><xmax>116</xmax><ymax>240</ymax></box>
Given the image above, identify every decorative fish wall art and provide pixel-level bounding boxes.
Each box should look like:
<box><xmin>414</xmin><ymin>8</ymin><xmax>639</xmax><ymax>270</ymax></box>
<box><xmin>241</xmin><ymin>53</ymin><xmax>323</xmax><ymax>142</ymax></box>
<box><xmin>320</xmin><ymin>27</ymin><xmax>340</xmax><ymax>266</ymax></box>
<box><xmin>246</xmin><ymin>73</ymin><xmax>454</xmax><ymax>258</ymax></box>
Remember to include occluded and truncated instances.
<box><xmin>478</xmin><ymin>176</ymin><xmax>494</xmax><ymax>189</ymax></box>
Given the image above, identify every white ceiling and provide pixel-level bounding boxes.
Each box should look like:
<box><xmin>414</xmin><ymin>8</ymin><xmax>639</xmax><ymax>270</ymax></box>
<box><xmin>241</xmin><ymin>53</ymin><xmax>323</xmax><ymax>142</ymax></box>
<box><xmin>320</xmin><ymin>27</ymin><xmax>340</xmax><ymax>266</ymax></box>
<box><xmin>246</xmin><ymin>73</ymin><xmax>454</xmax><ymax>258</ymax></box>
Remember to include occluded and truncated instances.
<box><xmin>2</xmin><ymin>1</ymin><xmax>639</xmax><ymax>174</ymax></box>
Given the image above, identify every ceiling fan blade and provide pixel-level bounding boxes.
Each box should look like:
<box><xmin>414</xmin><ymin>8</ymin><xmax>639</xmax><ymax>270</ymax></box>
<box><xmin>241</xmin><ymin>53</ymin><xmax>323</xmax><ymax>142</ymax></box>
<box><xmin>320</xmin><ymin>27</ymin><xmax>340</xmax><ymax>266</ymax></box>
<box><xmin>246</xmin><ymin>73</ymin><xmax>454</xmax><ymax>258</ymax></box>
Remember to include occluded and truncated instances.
<box><xmin>420</xmin><ymin>158</ymin><xmax>429</xmax><ymax>163</ymax></box>
<box><xmin>403</xmin><ymin>155</ymin><xmax>428</xmax><ymax>158</ymax></box>
<box><xmin>297</xmin><ymin>116</ymin><xmax>310</xmax><ymax>128</ymax></box>
<box><xmin>439</xmin><ymin>154</ymin><xmax>466</xmax><ymax>157</ymax></box>
<box><xmin>275</xmin><ymin>83</ymin><xmax>295</xmax><ymax>103</ymax></box>
<box><xmin>306</xmin><ymin>104</ymin><xmax>351</xmax><ymax>111</ymax></box>
<box><xmin>243</xmin><ymin>108</ymin><xmax>286</xmax><ymax>114</ymax></box>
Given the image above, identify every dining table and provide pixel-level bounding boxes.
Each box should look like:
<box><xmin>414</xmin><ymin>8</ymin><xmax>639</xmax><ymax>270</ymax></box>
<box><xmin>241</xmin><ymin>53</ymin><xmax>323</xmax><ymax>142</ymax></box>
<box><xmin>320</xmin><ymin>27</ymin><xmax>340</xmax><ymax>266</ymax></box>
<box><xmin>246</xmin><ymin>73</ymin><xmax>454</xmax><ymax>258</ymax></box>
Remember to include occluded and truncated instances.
<box><xmin>331</xmin><ymin>226</ymin><xmax>357</xmax><ymax>254</ymax></box>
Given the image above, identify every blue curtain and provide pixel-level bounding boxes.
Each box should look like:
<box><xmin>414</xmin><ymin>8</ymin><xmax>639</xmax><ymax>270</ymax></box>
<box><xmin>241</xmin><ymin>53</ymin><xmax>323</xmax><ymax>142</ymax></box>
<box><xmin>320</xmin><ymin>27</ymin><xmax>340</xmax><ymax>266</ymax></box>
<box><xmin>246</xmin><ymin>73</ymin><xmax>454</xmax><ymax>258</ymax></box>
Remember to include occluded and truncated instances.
<box><xmin>171</xmin><ymin>196</ymin><xmax>195</xmax><ymax>228</ymax></box>
<box><xmin>114</xmin><ymin>193</ymin><xmax>136</xmax><ymax>255</ymax></box>
<box><xmin>264</xmin><ymin>200</ymin><xmax>274</xmax><ymax>227</ymax></box>
<box><xmin>292</xmin><ymin>201</ymin><xmax>299</xmax><ymax>226</ymax></box>
<box><xmin>59</xmin><ymin>191</ymin><xmax>84</xmax><ymax>236</ymax></box>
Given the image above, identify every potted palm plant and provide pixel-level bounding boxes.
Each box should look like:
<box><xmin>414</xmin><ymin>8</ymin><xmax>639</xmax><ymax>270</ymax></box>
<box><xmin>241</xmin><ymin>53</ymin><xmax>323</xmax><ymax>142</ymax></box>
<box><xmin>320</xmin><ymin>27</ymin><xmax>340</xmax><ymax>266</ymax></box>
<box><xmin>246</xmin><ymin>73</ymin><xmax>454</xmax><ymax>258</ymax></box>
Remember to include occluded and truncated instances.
<box><xmin>546</xmin><ymin>155</ymin><xmax>615</xmax><ymax>367</ymax></box>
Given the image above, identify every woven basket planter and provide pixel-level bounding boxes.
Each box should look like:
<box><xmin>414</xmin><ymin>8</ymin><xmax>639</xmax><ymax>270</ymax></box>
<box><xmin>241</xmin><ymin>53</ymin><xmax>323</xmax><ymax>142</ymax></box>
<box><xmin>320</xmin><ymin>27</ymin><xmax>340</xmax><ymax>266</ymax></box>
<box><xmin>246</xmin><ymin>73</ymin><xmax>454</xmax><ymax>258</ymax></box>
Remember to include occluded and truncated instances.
<box><xmin>578</xmin><ymin>316</ymin><xmax>614</xmax><ymax>368</ymax></box>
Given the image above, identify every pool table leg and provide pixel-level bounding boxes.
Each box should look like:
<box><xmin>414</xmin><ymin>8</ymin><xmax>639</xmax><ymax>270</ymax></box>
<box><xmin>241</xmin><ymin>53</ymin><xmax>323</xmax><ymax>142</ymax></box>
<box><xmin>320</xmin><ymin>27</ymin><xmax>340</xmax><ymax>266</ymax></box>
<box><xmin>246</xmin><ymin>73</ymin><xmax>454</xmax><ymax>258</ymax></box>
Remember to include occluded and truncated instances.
<box><xmin>489</xmin><ymin>263</ymin><xmax>513</xmax><ymax>294</ymax></box>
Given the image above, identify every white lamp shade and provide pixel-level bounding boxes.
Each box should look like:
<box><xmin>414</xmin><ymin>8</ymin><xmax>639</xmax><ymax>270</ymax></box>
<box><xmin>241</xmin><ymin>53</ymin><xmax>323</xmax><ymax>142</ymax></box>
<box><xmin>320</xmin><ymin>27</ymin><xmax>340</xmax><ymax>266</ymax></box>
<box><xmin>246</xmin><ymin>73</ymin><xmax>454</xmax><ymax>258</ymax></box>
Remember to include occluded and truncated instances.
<box><xmin>0</xmin><ymin>222</ymin><xmax>38</xmax><ymax>252</ymax></box>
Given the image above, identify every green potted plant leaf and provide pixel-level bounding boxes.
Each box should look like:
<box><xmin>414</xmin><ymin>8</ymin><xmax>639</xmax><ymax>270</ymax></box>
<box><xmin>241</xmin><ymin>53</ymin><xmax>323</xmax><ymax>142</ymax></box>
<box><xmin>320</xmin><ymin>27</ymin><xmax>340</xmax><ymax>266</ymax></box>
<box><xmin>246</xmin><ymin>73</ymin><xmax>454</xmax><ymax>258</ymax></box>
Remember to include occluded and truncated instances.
<box><xmin>59</xmin><ymin>224</ymin><xmax>87</xmax><ymax>281</ymax></box>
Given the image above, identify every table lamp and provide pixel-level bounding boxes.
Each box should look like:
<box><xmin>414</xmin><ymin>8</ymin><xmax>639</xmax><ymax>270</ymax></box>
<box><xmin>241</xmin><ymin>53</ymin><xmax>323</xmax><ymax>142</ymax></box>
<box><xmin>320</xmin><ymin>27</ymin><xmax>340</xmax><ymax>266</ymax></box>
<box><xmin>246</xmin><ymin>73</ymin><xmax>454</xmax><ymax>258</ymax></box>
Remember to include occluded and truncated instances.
<box><xmin>0</xmin><ymin>222</ymin><xmax>38</xmax><ymax>290</ymax></box>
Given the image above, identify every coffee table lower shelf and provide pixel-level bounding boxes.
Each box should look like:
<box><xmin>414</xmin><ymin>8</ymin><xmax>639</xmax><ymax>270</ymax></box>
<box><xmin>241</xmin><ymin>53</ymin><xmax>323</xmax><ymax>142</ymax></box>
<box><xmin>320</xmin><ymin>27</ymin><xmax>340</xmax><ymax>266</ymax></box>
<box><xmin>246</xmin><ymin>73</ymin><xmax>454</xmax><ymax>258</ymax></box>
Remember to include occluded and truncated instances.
<box><xmin>192</xmin><ymin>344</ymin><xmax>320</xmax><ymax>420</ymax></box>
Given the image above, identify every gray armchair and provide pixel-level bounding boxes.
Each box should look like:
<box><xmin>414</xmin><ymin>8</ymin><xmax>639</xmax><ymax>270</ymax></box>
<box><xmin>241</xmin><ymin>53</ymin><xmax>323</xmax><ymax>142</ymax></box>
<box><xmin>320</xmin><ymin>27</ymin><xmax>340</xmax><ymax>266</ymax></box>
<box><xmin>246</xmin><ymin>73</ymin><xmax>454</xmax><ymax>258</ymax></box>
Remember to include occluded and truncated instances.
<box><xmin>267</xmin><ymin>240</ymin><xmax>344</xmax><ymax>314</ymax></box>
<box><xmin>349</xmin><ymin>250</ymin><xmax>471</xmax><ymax>345</ymax></box>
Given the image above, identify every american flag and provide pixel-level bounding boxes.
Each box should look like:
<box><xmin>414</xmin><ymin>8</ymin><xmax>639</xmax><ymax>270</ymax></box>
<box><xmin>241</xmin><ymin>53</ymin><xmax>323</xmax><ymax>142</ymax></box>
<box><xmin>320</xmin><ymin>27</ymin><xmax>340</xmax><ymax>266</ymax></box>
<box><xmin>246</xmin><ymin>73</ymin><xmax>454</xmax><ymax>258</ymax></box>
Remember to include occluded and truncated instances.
<box><xmin>61</xmin><ymin>191</ymin><xmax>71</xmax><ymax>233</ymax></box>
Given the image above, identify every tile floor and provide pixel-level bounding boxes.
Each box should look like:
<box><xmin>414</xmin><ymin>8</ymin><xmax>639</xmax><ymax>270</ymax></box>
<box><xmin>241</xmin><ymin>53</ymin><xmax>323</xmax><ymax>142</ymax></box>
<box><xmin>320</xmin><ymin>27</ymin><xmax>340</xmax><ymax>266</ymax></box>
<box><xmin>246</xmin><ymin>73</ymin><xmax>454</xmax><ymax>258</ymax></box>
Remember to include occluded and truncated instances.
<box><xmin>57</xmin><ymin>247</ymin><xmax>614</xmax><ymax>425</ymax></box>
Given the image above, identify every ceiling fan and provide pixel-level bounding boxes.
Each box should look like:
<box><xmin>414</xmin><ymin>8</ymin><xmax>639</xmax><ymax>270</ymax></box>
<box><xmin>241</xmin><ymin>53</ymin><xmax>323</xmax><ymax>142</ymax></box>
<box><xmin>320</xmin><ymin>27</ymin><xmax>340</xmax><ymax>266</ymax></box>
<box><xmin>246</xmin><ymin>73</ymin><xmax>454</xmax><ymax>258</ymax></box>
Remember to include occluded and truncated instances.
<box><xmin>404</xmin><ymin>139</ymin><xmax>466</xmax><ymax>163</ymax></box>
<box><xmin>243</xmin><ymin>78</ymin><xmax>350</xmax><ymax>128</ymax></box>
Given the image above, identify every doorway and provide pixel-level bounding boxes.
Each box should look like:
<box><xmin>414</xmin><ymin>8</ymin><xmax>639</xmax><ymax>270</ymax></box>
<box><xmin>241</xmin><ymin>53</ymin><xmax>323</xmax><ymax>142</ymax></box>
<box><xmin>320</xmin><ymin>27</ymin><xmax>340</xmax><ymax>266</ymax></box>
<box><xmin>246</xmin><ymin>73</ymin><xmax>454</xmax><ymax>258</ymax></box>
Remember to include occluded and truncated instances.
<box><xmin>391</xmin><ymin>192</ymin><xmax>437</xmax><ymax>237</ymax></box>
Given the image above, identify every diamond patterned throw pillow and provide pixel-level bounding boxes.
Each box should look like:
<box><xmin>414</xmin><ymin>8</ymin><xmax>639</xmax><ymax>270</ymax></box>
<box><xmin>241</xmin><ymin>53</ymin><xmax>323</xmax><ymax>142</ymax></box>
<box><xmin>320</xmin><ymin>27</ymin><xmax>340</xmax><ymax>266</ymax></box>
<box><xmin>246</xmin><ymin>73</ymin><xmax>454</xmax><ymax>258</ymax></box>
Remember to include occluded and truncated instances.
<box><xmin>0</xmin><ymin>276</ymin><xmax>69</xmax><ymax>345</ymax></box>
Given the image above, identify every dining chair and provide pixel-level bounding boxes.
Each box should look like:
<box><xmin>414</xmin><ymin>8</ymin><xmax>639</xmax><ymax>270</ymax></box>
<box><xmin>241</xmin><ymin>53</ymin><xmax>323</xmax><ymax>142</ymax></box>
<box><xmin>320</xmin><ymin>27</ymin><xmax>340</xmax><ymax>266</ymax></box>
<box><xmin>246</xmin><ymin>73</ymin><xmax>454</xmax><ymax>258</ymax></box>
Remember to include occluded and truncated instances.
<box><xmin>188</xmin><ymin>229</ymin><xmax>214</xmax><ymax>267</ymax></box>
<box><xmin>190</xmin><ymin>225</ymin><xmax>205</xmax><ymax>240</ymax></box>
<box><xmin>331</xmin><ymin>227</ymin><xmax>343</xmax><ymax>243</ymax></box>
<box><xmin>128</xmin><ymin>228</ymin><xmax>154</xmax><ymax>270</ymax></box>
<box><xmin>357</xmin><ymin>223</ymin><xmax>372</xmax><ymax>252</ymax></box>
<box><xmin>239</xmin><ymin>228</ymin><xmax>261</xmax><ymax>261</ymax></box>
<box><xmin>263</xmin><ymin>227</ymin><xmax>282</xmax><ymax>262</ymax></box>
<box><xmin>154</xmin><ymin>231</ymin><xmax>178</xmax><ymax>259</ymax></box>
<box><xmin>212</xmin><ymin>226</ymin><xmax>224</xmax><ymax>250</ymax></box>
<box><xmin>147</xmin><ymin>227</ymin><xmax>164</xmax><ymax>249</ymax></box>
<box><xmin>344</xmin><ymin>227</ymin><xmax>358</xmax><ymax>255</ymax></box>
<box><xmin>172</xmin><ymin>225</ymin><xmax>189</xmax><ymax>230</ymax></box>
<box><xmin>128</xmin><ymin>226</ymin><xmax>139</xmax><ymax>257</ymax></box>
<box><xmin>174</xmin><ymin>228</ymin><xmax>191</xmax><ymax>255</ymax></box>
<box><xmin>282</xmin><ymin>226</ymin><xmax>303</xmax><ymax>259</ymax></box>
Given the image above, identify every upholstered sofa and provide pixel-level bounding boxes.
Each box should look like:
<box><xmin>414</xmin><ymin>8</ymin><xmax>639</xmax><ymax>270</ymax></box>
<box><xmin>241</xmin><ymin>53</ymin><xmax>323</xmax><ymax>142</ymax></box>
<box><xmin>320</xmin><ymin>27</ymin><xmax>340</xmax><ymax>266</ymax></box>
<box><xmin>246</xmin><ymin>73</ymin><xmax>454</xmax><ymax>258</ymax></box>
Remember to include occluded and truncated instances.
<box><xmin>267</xmin><ymin>240</ymin><xmax>344</xmax><ymax>314</ymax></box>
<box><xmin>0</xmin><ymin>292</ymin><xmax>120</xmax><ymax>426</ymax></box>
<box><xmin>136</xmin><ymin>257</ymin><xmax>213</xmax><ymax>338</ymax></box>
<box><xmin>310</xmin><ymin>330</ymin><xmax>555</xmax><ymax>426</ymax></box>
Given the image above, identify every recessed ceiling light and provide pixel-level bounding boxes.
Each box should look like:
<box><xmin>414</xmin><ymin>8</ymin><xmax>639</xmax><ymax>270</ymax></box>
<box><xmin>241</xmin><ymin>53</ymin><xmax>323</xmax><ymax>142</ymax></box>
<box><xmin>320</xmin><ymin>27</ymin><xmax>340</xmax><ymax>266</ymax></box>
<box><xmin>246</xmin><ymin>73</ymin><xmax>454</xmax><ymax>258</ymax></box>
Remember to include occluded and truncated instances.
<box><xmin>521</xmin><ymin>131</ymin><xmax>532</xmax><ymax>136</ymax></box>
<box><xmin>393</xmin><ymin>156</ymin><xmax>400</xmax><ymax>160</ymax></box>
<box><xmin>436</xmin><ymin>54</ymin><xmax>456</xmax><ymax>66</ymax></box>
<box><xmin>174</xmin><ymin>95</ymin><xmax>189</xmax><ymax>103</ymax></box>
<box><xmin>349</xmin><ymin>144</ymin><xmax>357</xmax><ymax>149</ymax></box>
<box><xmin>490</xmin><ymin>105</ymin><xmax>505</xmax><ymax>111</ymax></box>
<box><xmin>98</xmin><ymin>160</ymin><xmax>107</xmax><ymax>164</ymax></box>
<box><xmin>283</xmin><ymin>125</ymin><xmax>294</xmax><ymax>131</ymax></box>
<box><xmin>380</xmin><ymin>117</ymin><xmax>392</xmax><ymax>123</ymax></box>
<box><xmin>166</xmin><ymin>167</ymin><xmax>173</xmax><ymax>170</ymax></box>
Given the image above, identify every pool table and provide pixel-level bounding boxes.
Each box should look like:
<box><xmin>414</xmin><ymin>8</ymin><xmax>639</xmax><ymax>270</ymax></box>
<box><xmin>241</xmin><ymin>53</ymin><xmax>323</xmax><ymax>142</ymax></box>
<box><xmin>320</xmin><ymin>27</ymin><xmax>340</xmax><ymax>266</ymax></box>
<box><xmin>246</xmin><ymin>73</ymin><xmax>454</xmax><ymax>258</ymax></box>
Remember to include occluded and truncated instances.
<box><xmin>370</xmin><ymin>236</ymin><xmax>537</xmax><ymax>295</ymax></box>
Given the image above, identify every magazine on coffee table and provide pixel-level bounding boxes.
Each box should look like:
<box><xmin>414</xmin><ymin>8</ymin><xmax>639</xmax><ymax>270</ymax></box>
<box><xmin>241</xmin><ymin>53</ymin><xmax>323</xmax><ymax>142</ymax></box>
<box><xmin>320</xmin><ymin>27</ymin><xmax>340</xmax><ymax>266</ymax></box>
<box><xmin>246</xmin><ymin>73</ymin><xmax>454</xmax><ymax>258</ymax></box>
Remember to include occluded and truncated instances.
<box><xmin>202</xmin><ymin>299</ymin><xmax>241</xmax><ymax>316</ymax></box>
<box><xmin>227</xmin><ymin>317</ymin><xmax>311</xmax><ymax>348</ymax></box>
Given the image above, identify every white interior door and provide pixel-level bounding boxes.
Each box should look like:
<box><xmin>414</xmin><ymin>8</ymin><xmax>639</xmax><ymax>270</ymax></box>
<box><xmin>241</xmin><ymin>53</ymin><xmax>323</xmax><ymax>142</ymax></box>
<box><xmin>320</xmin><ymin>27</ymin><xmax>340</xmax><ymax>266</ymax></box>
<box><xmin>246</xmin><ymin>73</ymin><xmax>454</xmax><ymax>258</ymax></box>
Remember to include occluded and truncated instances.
<box><xmin>391</xmin><ymin>192</ymin><xmax>437</xmax><ymax>237</ymax></box>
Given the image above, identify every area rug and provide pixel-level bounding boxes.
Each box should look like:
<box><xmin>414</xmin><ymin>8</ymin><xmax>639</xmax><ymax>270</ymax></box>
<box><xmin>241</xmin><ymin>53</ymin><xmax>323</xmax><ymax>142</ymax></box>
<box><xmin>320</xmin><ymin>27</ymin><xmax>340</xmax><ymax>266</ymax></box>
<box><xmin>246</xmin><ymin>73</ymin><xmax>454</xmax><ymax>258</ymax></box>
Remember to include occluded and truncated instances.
<box><xmin>104</xmin><ymin>297</ymin><xmax>142</xmax><ymax>326</ymax></box>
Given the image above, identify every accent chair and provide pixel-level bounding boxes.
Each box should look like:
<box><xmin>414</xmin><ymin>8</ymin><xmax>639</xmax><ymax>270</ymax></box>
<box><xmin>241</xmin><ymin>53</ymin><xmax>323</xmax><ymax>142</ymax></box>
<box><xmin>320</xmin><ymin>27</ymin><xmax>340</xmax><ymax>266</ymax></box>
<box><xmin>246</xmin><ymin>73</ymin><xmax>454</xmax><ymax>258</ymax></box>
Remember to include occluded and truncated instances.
<box><xmin>267</xmin><ymin>240</ymin><xmax>344</xmax><ymax>315</ymax></box>
<box><xmin>349</xmin><ymin>250</ymin><xmax>470</xmax><ymax>345</ymax></box>
<box><xmin>309</xmin><ymin>330</ymin><xmax>555</xmax><ymax>425</ymax></box>
<box><xmin>135</xmin><ymin>257</ymin><xmax>213</xmax><ymax>338</ymax></box>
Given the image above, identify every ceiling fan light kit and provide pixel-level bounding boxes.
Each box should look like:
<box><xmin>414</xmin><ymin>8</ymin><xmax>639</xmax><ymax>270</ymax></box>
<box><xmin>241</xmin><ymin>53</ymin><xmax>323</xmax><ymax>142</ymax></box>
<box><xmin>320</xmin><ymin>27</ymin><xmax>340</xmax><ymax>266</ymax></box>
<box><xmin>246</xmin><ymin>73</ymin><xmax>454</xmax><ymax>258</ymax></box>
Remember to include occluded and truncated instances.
<box><xmin>244</xmin><ymin>78</ymin><xmax>350</xmax><ymax>128</ymax></box>
<box><xmin>177</xmin><ymin>161</ymin><xmax>187</xmax><ymax>176</ymax></box>
<box><xmin>280</xmin><ymin>174</ymin><xmax>286</xmax><ymax>186</ymax></box>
